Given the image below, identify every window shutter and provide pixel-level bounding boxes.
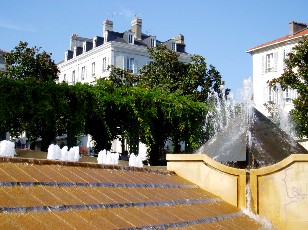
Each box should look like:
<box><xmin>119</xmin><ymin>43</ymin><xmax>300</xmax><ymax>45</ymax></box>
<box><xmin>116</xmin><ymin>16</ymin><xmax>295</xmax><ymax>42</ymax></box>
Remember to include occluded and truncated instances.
<box><xmin>274</xmin><ymin>52</ymin><xmax>278</xmax><ymax>71</ymax></box>
<box><xmin>262</xmin><ymin>55</ymin><xmax>265</xmax><ymax>74</ymax></box>
<box><xmin>283</xmin><ymin>48</ymin><xmax>290</xmax><ymax>69</ymax></box>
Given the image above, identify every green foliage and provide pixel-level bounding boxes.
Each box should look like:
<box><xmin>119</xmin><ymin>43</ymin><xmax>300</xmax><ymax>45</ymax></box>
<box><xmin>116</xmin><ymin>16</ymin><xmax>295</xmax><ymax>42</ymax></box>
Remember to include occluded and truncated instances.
<box><xmin>0</xmin><ymin>41</ymin><xmax>226</xmax><ymax>164</ymax></box>
<box><xmin>0</xmin><ymin>77</ymin><xmax>67</xmax><ymax>150</ymax></box>
<box><xmin>1</xmin><ymin>41</ymin><xmax>59</xmax><ymax>81</ymax></box>
<box><xmin>139</xmin><ymin>46</ymin><xmax>226</xmax><ymax>102</ymax></box>
<box><xmin>269</xmin><ymin>36</ymin><xmax>308</xmax><ymax>137</ymax></box>
<box><xmin>64</xmin><ymin>82</ymin><xmax>92</xmax><ymax>148</ymax></box>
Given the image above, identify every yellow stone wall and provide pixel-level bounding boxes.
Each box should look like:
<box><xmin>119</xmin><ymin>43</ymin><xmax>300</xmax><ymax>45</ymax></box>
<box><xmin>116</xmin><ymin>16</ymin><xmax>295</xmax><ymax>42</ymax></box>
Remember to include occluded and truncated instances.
<box><xmin>166</xmin><ymin>154</ymin><xmax>246</xmax><ymax>208</ymax></box>
<box><xmin>250</xmin><ymin>154</ymin><xmax>308</xmax><ymax>230</ymax></box>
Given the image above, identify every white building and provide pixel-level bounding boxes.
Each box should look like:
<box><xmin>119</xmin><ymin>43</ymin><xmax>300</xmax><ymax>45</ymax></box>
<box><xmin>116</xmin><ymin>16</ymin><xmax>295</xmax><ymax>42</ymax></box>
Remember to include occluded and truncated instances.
<box><xmin>247</xmin><ymin>21</ymin><xmax>308</xmax><ymax>117</ymax></box>
<box><xmin>57</xmin><ymin>17</ymin><xmax>192</xmax><ymax>156</ymax></box>
<box><xmin>58</xmin><ymin>17</ymin><xmax>191</xmax><ymax>84</ymax></box>
<box><xmin>0</xmin><ymin>49</ymin><xmax>7</xmax><ymax>72</ymax></box>
<box><xmin>247</xmin><ymin>21</ymin><xmax>308</xmax><ymax>149</ymax></box>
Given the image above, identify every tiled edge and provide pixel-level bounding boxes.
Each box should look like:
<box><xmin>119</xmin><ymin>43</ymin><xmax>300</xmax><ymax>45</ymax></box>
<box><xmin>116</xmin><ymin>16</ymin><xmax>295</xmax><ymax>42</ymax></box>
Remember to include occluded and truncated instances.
<box><xmin>0</xmin><ymin>157</ymin><xmax>175</xmax><ymax>175</ymax></box>
<box><xmin>120</xmin><ymin>211</ymin><xmax>243</xmax><ymax>229</ymax></box>
<box><xmin>0</xmin><ymin>181</ymin><xmax>198</xmax><ymax>188</ymax></box>
<box><xmin>0</xmin><ymin>198</ymin><xmax>221</xmax><ymax>213</ymax></box>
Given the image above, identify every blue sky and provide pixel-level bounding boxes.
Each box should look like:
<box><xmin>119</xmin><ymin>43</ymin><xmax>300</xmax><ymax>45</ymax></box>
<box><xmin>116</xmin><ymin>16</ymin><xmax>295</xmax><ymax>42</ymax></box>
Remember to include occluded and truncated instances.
<box><xmin>1</xmin><ymin>0</ymin><xmax>308</xmax><ymax>100</ymax></box>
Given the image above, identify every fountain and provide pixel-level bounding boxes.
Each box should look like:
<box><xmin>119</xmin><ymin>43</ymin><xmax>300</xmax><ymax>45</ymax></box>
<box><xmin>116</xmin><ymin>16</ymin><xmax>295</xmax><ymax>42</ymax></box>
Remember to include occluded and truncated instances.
<box><xmin>129</xmin><ymin>153</ymin><xmax>143</xmax><ymax>167</ymax></box>
<box><xmin>47</xmin><ymin>144</ymin><xmax>80</xmax><ymax>162</ymax></box>
<box><xmin>196</xmin><ymin>79</ymin><xmax>308</xmax><ymax>168</ymax></box>
<box><xmin>97</xmin><ymin>149</ymin><xmax>120</xmax><ymax>165</ymax></box>
<box><xmin>0</xmin><ymin>140</ymin><xmax>16</xmax><ymax>157</ymax></box>
<box><xmin>168</xmin><ymin>79</ymin><xmax>308</xmax><ymax>229</ymax></box>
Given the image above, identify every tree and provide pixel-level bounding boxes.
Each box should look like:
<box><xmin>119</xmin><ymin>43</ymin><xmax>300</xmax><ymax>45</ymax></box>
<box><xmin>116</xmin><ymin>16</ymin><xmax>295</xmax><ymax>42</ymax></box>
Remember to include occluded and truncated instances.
<box><xmin>64</xmin><ymin>83</ymin><xmax>92</xmax><ymax>148</ymax></box>
<box><xmin>138</xmin><ymin>46</ymin><xmax>227</xmax><ymax>153</ymax></box>
<box><xmin>269</xmin><ymin>36</ymin><xmax>308</xmax><ymax>137</ymax></box>
<box><xmin>139</xmin><ymin>46</ymin><xmax>226</xmax><ymax>102</ymax></box>
<box><xmin>0</xmin><ymin>41</ymin><xmax>61</xmax><ymax>150</ymax></box>
<box><xmin>1</xmin><ymin>41</ymin><xmax>59</xmax><ymax>81</ymax></box>
<box><xmin>0</xmin><ymin>77</ymin><xmax>68</xmax><ymax>151</ymax></box>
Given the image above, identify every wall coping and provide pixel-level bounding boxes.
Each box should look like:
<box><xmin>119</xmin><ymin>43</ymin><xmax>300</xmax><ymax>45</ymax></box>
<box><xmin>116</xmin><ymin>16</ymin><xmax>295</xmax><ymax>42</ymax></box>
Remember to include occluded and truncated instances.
<box><xmin>250</xmin><ymin>154</ymin><xmax>308</xmax><ymax>176</ymax></box>
<box><xmin>167</xmin><ymin>154</ymin><xmax>246</xmax><ymax>176</ymax></box>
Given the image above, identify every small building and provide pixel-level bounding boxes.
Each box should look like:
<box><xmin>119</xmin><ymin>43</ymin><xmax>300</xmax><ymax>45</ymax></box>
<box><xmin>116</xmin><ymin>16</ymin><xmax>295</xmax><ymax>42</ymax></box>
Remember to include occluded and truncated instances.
<box><xmin>247</xmin><ymin>21</ymin><xmax>308</xmax><ymax>117</ymax></box>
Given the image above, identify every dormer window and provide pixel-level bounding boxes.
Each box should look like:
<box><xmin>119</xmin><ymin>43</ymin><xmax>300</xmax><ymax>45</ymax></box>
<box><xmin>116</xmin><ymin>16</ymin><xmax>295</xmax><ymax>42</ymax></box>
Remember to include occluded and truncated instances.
<box><xmin>104</xmin><ymin>32</ymin><xmax>108</xmax><ymax>43</ymax></box>
<box><xmin>150</xmin><ymin>38</ymin><xmax>156</xmax><ymax>47</ymax></box>
<box><xmin>93</xmin><ymin>38</ymin><xmax>97</xmax><ymax>48</ymax></box>
<box><xmin>128</xmin><ymin>34</ymin><xmax>133</xmax><ymax>44</ymax></box>
<box><xmin>171</xmin><ymin>42</ymin><xmax>176</xmax><ymax>51</ymax></box>
<box><xmin>73</xmin><ymin>47</ymin><xmax>77</xmax><ymax>58</ymax></box>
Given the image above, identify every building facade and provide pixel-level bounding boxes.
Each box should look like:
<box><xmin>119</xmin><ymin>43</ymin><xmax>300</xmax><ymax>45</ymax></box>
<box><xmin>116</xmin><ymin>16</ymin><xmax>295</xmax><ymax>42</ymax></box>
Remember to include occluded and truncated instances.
<box><xmin>0</xmin><ymin>49</ymin><xmax>7</xmax><ymax>73</ymax></box>
<box><xmin>247</xmin><ymin>21</ymin><xmax>308</xmax><ymax>117</ymax></box>
<box><xmin>57</xmin><ymin>17</ymin><xmax>192</xmax><ymax>157</ymax></box>
<box><xmin>58</xmin><ymin>17</ymin><xmax>191</xmax><ymax>84</ymax></box>
<box><xmin>247</xmin><ymin>22</ymin><xmax>308</xmax><ymax>149</ymax></box>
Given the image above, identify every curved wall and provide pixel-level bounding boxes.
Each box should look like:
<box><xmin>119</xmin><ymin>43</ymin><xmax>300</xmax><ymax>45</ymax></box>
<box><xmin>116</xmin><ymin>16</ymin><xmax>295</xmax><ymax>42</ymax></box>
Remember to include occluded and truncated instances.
<box><xmin>250</xmin><ymin>154</ymin><xmax>308</xmax><ymax>230</ymax></box>
<box><xmin>166</xmin><ymin>154</ymin><xmax>246</xmax><ymax>208</ymax></box>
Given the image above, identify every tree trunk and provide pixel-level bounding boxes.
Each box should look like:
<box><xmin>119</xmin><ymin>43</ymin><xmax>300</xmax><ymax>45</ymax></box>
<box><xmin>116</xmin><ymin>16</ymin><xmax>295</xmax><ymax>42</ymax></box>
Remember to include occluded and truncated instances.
<box><xmin>40</xmin><ymin>132</ymin><xmax>56</xmax><ymax>152</ymax></box>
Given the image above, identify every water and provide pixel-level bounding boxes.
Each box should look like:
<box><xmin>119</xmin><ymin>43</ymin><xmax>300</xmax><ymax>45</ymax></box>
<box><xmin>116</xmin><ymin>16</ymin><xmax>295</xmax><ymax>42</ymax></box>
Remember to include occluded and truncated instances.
<box><xmin>129</xmin><ymin>153</ymin><xmax>143</xmax><ymax>167</ymax></box>
<box><xmin>242</xmin><ymin>183</ymin><xmax>275</xmax><ymax>230</ymax></box>
<box><xmin>197</xmin><ymin>78</ymin><xmax>307</xmax><ymax>168</ymax></box>
<box><xmin>47</xmin><ymin>144</ymin><xmax>79</xmax><ymax>162</ymax></box>
<box><xmin>0</xmin><ymin>140</ymin><xmax>16</xmax><ymax>157</ymax></box>
<box><xmin>196</xmin><ymin>82</ymin><xmax>250</xmax><ymax>166</ymax></box>
<box><xmin>97</xmin><ymin>149</ymin><xmax>120</xmax><ymax>165</ymax></box>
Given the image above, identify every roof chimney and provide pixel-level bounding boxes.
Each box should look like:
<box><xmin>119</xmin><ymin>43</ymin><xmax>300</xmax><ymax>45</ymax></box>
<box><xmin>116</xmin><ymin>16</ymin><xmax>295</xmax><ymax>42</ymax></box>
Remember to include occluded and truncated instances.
<box><xmin>103</xmin><ymin>19</ymin><xmax>113</xmax><ymax>33</ymax></box>
<box><xmin>131</xmin><ymin>17</ymin><xmax>142</xmax><ymax>40</ymax></box>
<box><xmin>173</xmin><ymin>34</ymin><xmax>185</xmax><ymax>44</ymax></box>
<box><xmin>289</xmin><ymin>21</ymin><xmax>307</xmax><ymax>35</ymax></box>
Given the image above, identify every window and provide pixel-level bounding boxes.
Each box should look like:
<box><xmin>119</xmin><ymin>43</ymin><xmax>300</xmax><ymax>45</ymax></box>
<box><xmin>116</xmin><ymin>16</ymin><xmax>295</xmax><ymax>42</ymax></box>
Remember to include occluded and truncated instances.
<box><xmin>150</xmin><ymin>38</ymin><xmax>155</xmax><ymax>47</ymax></box>
<box><xmin>263</xmin><ymin>52</ymin><xmax>278</xmax><ymax>73</ymax></box>
<box><xmin>72</xmin><ymin>71</ymin><xmax>75</xmax><ymax>84</ymax></box>
<box><xmin>73</xmin><ymin>47</ymin><xmax>77</xmax><ymax>58</ymax></box>
<box><xmin>63</xmin><ymin>74</ymin><xmax>66</xmax><ymax>82</ymax></box>
<box><xmin>268</xmin><ymin>86</ymin><xmax>272</xmax><ymax>102</ymax></box>
<box><xmin>171</xmin><ymin>42</ymin><xmax>176</xmax><ymax>51</ymax></box>
<box><xmin>126</xmin><ymin>58</ymin><xmax>135</xmax><ymax>73</ymax></box>
<box><xmin>104</xmin><ymin>32</ymin><xmax>108</xmax><ymax>43</ymax></box>
<box><xmin>102</xmin><ymin>58</ymin><xmax>107</xmax><ymax>72</ymax></box>
<box><xmin>128</xmin><ymin>34</ymin><xmax>133</xmax><ymax>44</ymax></box>
<box><xmin>284</xmin><ymin>88</ymin><xmax>298</xmax><ymax>102</ymax></box>
<box><xmin>92</xmin><ymin>62</ymin><xmax>95</xmax><ymax>76</ymax></box>
<box><xmin>268</xmin><ymin>86</ymin><xmax>278</xmax><ymax>103</ymax></box>
<box><xmin>81</xmin><ymin>66</ymin><xmax>85</xmax><ymax>80</ymax></box>
<box><xmin>93</xmin><ymin>38</ymin><xmax>97</xmax><ymax>48</ymax></box>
